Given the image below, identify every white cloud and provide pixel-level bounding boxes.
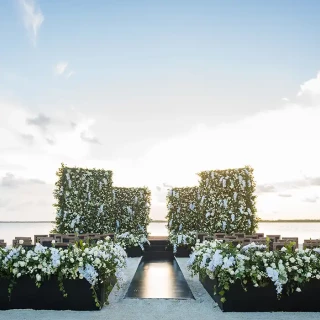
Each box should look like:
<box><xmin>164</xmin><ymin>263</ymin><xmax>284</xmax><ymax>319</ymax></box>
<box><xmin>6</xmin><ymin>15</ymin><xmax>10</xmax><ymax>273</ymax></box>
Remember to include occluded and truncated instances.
<box><xmin>66</xmin><ymin>71</ymin><xmax>75</xmax><ymax>79</ymax></box>
<box><xmin>54</xmin><ymin>62</ymin><xmax>75</xmax><ymax>78</ymax></box>
<box><xmin>298</xmin><ymin>71</ymin><xmax>320</xmax><ymax>97</ymax></box>
<box><xmin>18</xmin><ymin>0</ymin><xmax>44</xmax><ymax>46</ymax></box>
<box><xmin>54</xmin><ymin>62</ymin><xmax>68</xmax><ymax>75</ymax></box>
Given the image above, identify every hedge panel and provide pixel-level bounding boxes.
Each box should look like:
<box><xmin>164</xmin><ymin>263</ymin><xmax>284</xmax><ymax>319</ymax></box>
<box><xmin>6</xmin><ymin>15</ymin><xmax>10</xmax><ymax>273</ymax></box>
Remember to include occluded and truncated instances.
<box><xmin>53</xmin><ymin>164</ymin><xmax>114</xmax><ymax>234</ymax></box>
<box><xmin>198</xmin><ymin>165</ymin><xmax>258</xmax><ymax>234</ymax></box>
<box><xmin>166</xmin><ymin>187</ymin><xmax>202</xmax><ymax>234</ymax></box>
<box><xmin>113</xmin><ymin>187</ymin><xmax>151</xmax><ymax>236</ymax></box>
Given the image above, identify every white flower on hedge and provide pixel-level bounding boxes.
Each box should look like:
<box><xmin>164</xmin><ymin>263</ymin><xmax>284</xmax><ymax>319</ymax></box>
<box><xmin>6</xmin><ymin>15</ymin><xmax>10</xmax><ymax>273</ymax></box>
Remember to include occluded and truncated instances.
<box><xmin>296</xmin><ymin>287</ymin><xmax>301</xmax><ymax>292</ymax></box>
<box><xmin>36</xmin><ymin>274</ymin><xmax>41</xmax><ymax>282</ymax></box>
<box><xmin>223</xmin><ymin>199</ymin><xmax>228</xmax><ymax>208</ymax></box>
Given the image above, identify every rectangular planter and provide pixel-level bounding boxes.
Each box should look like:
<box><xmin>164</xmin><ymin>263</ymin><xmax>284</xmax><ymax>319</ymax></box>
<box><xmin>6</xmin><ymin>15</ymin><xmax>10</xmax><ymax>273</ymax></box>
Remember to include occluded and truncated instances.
<box><xmin>174</xmin><ymin>246</ymin><xmax>192</xmax><ymax>257</ymax></box>
<box><xmin>126</xmin><ymin>246</ymin><xmax>143</xmax><ymax>257</ymax></box>
<box><xmin>0</xmin><ymin>276</ymin><xmax>115</xmax><ymax>310</ymax></box>
<box><xmin>200</xmin><ymin>274</ymin><xmax>320</xmax><ymax>312</ymax></box>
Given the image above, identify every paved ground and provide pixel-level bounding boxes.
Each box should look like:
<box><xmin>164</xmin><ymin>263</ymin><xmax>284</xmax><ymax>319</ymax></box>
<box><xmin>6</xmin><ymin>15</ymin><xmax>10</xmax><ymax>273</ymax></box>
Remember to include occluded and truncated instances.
<box><xmin>1</xmin><ymin>258</ymin><xmax>320</xmax><ymax>320</ymax></box>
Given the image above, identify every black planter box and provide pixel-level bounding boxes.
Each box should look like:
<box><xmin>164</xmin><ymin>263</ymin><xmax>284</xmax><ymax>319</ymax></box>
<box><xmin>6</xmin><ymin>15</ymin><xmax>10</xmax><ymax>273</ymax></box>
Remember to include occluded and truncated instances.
<box><xmin>126</xmin><ymin>246</ymin><xmax>143</xmax><ymax>257</ymax></box>
<box><xmin>0</xmin><ymin>276</ymin><xmax>115</xmax><ymax>310</ymax></box>
<box><xmin>200</xmin><ymin>274</ymin><xmax>320</xmax><ymax>312</ymax></box>
<box><xmin>174</xmin><ymin>246</ymin><xmax>192</xmax><ymax>257</ymax></box>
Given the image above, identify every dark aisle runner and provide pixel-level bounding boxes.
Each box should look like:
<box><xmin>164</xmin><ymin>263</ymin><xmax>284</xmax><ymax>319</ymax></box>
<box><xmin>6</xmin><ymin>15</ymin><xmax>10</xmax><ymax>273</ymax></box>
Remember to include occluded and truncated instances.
<box><xmin>125</xmin><ymin>258</ymin><xmax>195</xmax><ymax>299</ymax></box>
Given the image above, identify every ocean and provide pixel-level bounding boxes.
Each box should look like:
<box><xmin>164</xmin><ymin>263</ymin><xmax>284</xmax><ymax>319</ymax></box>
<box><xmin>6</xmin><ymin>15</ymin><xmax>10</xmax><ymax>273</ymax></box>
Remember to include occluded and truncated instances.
<box><xmin>0</xmin><ymin>222</ymin><xmax>319</xmax><ymax>246</ymax></box>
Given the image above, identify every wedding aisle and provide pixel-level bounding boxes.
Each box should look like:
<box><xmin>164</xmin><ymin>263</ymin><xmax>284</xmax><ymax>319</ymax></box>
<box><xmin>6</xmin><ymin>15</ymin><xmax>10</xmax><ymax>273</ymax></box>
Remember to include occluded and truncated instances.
<box><xmin>1</xmin><ymin>258</ymin><xmax>319</xmax><ymax>320</ymax></box>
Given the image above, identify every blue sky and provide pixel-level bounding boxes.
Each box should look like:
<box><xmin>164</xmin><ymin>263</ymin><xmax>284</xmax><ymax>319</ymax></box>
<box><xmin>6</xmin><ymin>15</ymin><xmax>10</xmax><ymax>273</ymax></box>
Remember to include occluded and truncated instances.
<box><xmin>0</xmin><ymin>0</ymin><xmax>320</xmax><ymax>220</ymax></box>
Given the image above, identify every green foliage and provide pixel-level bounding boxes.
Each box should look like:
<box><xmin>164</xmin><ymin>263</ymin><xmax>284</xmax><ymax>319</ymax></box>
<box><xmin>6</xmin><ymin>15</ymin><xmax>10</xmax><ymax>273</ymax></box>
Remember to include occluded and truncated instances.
<box><xmin>166</xmin><ymin>187</ymin><xmax>201</xmax><ymax>234</ymax></box>
<box><xmin>113</xmin><ymin>187</ymin><xmax>151</xmax><ymax>236</ymax></box>
<box><xmin>53</xmin><ymin>163</ymin><xmax>114</xmax><ymax>234</ymax></box>
<box><xmin>53</xmin><ymin>164</ymin><xmax>151</xmax><ymax>236</ymax></box>
<box><xmin>198</xmin><ymin>166</ymin><xmax>258</xmax><ymax>234</ymax></box>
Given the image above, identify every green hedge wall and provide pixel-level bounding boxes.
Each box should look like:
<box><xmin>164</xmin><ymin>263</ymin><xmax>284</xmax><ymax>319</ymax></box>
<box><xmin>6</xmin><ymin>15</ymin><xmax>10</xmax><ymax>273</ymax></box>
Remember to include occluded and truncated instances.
<box><xmin>53</xmin><ymin>164</ymin><xmax>114</xmax><ymax>234</ymax></box>
<box><xmin>166</xmin><ymin>187</ymin><xmax>202</xmax><ymax>234</ymax></box>
<box><xmin>198</xmin><ymin>165</ymin><xmax>258</xmax><ymax>234</ymax></box>
<box><xmin>113</xmin><ymin>187</ymin><xmax>151</xmax><ymax>236</ymax></box>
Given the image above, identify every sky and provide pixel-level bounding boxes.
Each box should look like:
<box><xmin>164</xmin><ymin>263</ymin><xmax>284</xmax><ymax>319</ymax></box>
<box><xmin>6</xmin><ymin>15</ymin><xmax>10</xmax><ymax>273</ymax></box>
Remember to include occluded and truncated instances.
<box><xmin>0</xmin><ymin>0</ymin><xmax>320</xmax><ymax>221</ymax></box>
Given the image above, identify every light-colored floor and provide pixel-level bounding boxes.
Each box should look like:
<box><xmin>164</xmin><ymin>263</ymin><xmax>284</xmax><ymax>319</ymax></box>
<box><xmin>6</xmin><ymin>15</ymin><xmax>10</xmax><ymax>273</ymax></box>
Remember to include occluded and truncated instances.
<box><xmin>1</xmin><ymin>258</ymin><xmax>320</xmax><ymax>320</ymax></box>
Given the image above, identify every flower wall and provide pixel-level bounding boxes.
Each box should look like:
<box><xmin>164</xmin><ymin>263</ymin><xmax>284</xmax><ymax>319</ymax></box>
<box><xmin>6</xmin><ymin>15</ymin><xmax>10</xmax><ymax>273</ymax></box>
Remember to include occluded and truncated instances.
<box><xmin>113</xmin><ymin>187</ymin><xmax>151</xmax><ymax>236</ymax></box>
<box><xmin>166</xmin><ymin>187</ymin><xmax>201</xmax><ymax>234</ymax></box>
<box><xmin>53</xmin><ymin>164</ymin><xmax>114</xmax><ymax>234</ymax></box>
<box><xmin>198</xmin><ymin>166</ymin><xmax>258</xmax><ymax>234</ymax></box>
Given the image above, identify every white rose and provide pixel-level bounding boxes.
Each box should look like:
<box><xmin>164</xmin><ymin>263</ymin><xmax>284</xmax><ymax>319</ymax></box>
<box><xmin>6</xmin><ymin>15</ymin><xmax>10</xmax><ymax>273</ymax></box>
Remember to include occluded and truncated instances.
<box><xmin>36</xmin><ymin>274</ymin><xmax>41</xmax><ymax>282</ymax></box>
<box><xmin>296</xmin><ymin>287</ymin><xmax>301</xmax><ymax>292</ymax></box>
<box><xmin>17</xmin><ymin>273</ymin><xmax>21</xmax><ymax>278</ymax></box>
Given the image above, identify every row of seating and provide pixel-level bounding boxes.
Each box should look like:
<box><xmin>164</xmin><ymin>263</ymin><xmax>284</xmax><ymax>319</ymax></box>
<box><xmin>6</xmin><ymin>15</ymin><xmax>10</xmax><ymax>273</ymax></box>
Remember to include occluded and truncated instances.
<box><xmin>197</xmin><ymin>232</ymin><xmax>320</xmax><ymax>250</ymax></box>
<box><xmin>0</xmin><ymin>239</ymin><xmax>6</xmax><ymax>247</ymax></box>
<box><xmin>6</xmin><ymin>233</ymin><xmax>115</xmax><ymax>248</ymax></box>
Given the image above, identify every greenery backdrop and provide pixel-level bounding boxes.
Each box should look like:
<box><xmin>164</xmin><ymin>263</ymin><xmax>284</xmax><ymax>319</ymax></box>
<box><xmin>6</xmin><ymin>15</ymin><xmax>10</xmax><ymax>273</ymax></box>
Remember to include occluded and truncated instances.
<box><xmin>53</xmin><ymin>164</ymin><xmax>151</xmax><ymax>236</ymax></box>
<box><xmin>113</xmin><ymin>187</ymin><xmax>151</xmax><ymax>236</ymax></box>
<box><xmin>198</xmin><ymin>165</ymin><xmax>258</xmax><ymax>234</ymax></box>
<box><xmin>53</xmin><ymin>164</ymin><xmax>113</xmax><ymax>234</ymax></box>
<box><xmin>166</xmin><ymin>187</ymin><xmax>201</xmax><ymax>234</ymax></box>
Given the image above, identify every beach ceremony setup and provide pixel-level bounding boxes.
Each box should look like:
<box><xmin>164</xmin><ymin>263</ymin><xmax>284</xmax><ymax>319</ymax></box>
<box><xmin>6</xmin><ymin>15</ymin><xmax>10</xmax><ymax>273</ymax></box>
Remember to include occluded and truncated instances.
<box><xmin>1</xmin><ymin>164</ymin><xmax>320</xmax><ymax>319</ymax></box>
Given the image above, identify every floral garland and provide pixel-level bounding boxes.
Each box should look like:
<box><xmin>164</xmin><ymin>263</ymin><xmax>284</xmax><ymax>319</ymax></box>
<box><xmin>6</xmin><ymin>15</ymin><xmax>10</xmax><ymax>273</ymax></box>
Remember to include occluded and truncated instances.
<box><xmin>53</xmin><ymin>164</ymin><xmax>114</xmax><ymax>234</ymax></box>
<box><xmin>115</xmin><ymin>232</ymin><xmax>150</xmax><ymax>250</ymax></box>
<box><xmin>0</xmin><ymin>238</ymin><xmax>127</xmax><ymax>308</ymax></box>
<box><xmin>188</xmin><ymin>240</ymin><xmax>320</xmax><ymax>302</ymax></box>
<box><xmin>168</xmin><ymin>231</ymin><xmax>197</xmax><ymax>253</ymax></box>
<box><xmin>198</xmin><ymin>166</ymin><xmax>259</xmax><ymax>234</ymax></box>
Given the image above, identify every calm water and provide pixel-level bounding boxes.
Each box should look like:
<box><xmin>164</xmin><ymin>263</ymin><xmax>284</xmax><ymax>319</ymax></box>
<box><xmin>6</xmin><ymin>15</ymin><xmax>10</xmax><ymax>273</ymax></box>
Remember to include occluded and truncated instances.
<box><xmin>0</xmin><ymin>222</ymin><xmax>319</xmax><ymax>246</ymax></box>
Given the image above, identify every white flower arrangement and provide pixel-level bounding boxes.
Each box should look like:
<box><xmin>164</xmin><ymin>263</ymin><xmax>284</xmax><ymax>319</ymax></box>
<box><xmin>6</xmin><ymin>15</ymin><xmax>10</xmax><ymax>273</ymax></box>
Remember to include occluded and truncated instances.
<box><xmin>0</xmin><ymin>237</ymin><xmax>127</xmax><ymax>308</ymax></box>
<box><xmin>115</xmin><ymin>232</ymin><xmax>150</xmax><ymax>250</ymax></box>
<box><xmin>169</xmin><ymin>231</ymin><xmax>197</xmax><ymax>253</ymax></box>
<box><xmin>188</xmin><ymin>240</ymin><xmax>320</xmax><ymax>302</ymax></box>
